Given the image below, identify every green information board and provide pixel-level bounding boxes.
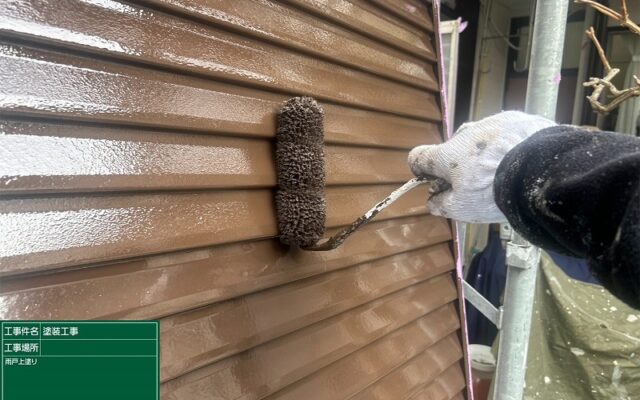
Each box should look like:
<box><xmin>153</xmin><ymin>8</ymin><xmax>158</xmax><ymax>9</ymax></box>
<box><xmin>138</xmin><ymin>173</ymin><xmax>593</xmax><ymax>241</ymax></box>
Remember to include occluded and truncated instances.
<box><xmin>1</xmin><ymin>321</ymin><xmax>159</xmax><ymax>400</ymax></box>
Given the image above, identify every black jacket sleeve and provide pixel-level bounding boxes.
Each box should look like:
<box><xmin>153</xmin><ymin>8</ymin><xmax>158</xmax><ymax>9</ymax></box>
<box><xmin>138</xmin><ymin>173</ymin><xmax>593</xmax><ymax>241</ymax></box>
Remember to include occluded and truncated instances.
<box><xmin>494</xmin><ymin>125</ymin><xmax>640</xmax><ymax>308</ymax></box>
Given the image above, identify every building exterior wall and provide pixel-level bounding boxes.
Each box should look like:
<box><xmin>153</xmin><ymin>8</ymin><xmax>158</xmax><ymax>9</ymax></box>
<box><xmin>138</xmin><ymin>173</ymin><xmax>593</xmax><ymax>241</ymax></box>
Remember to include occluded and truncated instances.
<box><xmin>0</xmin><ymin>1</ymin><xmax>466</xmax><ymax>398</ymax></box>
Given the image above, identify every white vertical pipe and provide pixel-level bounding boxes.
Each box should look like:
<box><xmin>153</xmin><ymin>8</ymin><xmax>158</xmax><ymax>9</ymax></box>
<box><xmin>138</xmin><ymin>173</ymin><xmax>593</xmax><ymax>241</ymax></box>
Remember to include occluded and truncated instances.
<box><xmin>493</xmin><ymin>1</ymin><xmax>569</xmax><ymax>399</ymax></box>
<box><xmin>524</xmin><ymin>0</ymin><xmax>570</xmax><ymax>118</ymax></box>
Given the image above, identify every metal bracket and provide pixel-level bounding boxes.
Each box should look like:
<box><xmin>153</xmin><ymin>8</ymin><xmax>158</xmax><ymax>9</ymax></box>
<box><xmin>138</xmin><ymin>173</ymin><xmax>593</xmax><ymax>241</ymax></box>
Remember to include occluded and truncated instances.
<box><xmin>462</xmin><ymin>280</ymin><xmax>503</xmax><ymax>329</ymax></box>
<box><xmin>501</xmin><ymin>224</ymin><xmax>540</xmax><ymax>269</ymax></box>
<box><xmin>506</xmin><ymin>242</ymin><xmax>540</xmax><ymax>270</ymax></box>
<box><xmin>499</xmin><ymin>223</ymin><xmax>512</xmax><ymax>242</ymax></box>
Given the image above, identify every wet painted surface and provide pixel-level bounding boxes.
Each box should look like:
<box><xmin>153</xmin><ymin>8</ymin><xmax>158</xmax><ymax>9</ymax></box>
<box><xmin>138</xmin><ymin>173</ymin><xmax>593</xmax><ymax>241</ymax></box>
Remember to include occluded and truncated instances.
<box><xmin>140</xmin><ymin>0</ymin><xmax>436</xmax><ymax>80</ymax></box>
<box><xmin>0</xmin><ymin>120</ymin><xmax>273</xmax><ymax>192</ymax></box>
<box><xmin>0</xmin><ymin>0</ymin><xmax>438</xmax><ymax>104</ymax></box>
<box><xmin>280</xmin><ymin>0</ymin><xmax>434</xmax><ymax>59</ymax></box>
<box><xmin>0</xmin><ymin>42</ymin><xmax>440</xmax><ymax>124</ymax></box>
<box><xmin>0</xmin><ymin>1</ymin><xmax>466</xmax><ymax>398</ymax></box>
<box><xmin>0</xmin><ymin>216</ymin><xmax>452</xmax><ymax>320</ymax></box>
<box><xmin>0</xmin><ymin>184</ymin><xmax>431</xmax><ymax>276</ymax></box>
<box><xmin>322</xmin><ymin>104</ymin><xmax>442</xmax><ymax>148</ymax></box>
<box><xmin>370</xmin><ymin>0</ymin><xmax>433</xmax><ymax>31</ymax></box>
<box><xmin>0</xmin><ymin>120</ymin><xmax>424</xmax><ymax>194</ymax></box>
<box><xmin>1</xmin><ymin>108</ymin><xmax>442</xmax><ymax>152</ymax></box>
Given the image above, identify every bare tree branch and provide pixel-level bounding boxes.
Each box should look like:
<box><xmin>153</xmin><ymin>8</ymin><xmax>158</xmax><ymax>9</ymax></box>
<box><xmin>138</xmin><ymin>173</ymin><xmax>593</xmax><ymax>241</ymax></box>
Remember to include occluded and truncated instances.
<box><xmin>575</xmin><ymin>0</ymin><xmax>640</xmax><ymax>34</ymax></box>
<box><xmin>621</xmin><ymin>0</ymin><xmax>630</xmax><ymax>23</ymax></box>
<box><xmin>584</xmin><ymin>80</ymin><xmax>640</xmax><ymax>113</ymax></box>
<box><xmin>585</xmin><ymin>26</ymin><xmax>611</xmax><ymax>72</ymax></box>
<box><xmin>575</xmin><ymin>0</ymin><xmax>640</xmax><ymax>114</ymax></box>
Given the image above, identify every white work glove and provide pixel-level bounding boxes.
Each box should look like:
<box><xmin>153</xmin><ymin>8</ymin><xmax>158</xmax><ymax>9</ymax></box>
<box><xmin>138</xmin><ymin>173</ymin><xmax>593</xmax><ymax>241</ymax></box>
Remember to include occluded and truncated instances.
<box><xmin>408</xmin><ymin>111</ymin><xmax>556</xmax><ymax>223</ymax></box>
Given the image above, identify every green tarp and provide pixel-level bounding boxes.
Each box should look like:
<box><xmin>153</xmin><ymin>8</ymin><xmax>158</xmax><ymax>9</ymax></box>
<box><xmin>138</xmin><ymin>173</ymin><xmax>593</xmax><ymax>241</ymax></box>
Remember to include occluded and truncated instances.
<box><xmin>523</xmin><ymin>253</ymin><xmax>640</xmax><ymax>399</ymax></box>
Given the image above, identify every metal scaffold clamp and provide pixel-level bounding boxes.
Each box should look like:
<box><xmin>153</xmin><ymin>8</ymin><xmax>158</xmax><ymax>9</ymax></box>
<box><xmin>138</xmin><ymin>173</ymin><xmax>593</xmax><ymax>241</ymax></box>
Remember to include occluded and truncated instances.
<box><xmin>501</xmin><ymin>224</ymin><xmax>540</xmax><ymax>270</ymax></box>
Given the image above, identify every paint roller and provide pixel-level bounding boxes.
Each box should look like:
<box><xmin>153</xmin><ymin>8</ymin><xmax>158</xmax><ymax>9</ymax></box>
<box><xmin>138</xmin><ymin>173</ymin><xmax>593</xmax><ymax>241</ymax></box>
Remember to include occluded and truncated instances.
<box><xmin>275</xmin><ymin>97</ymin><xmax>450</xmax><ymax>251</ymax></box>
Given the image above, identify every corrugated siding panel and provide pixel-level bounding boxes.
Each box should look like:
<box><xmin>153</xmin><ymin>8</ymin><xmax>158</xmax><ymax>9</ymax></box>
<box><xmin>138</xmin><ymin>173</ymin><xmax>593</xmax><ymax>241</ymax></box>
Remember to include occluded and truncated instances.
<box><xmin>0</xmin><ymin>0</ymin><xmax>466</xmax><ymax>399</ymax></box>
<box><xmin>407</xmin><ymin>364</ymin><xmax>467</xmax><ymax>400</ymax></box>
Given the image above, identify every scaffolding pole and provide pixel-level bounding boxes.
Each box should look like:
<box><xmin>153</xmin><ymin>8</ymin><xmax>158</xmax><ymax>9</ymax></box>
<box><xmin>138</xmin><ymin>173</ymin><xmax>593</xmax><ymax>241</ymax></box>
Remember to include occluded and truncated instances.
<box><xmin>492</xmin><ymin>1</ymin><xmax>569</xmax><ymax>399</ymax></box>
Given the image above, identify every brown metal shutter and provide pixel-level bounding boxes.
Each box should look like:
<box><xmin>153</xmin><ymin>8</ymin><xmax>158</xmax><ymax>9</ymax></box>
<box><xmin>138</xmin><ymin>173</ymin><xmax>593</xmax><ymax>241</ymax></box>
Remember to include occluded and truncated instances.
<box><xmin>0</xmin><ymin>1</ymin><xmax>467</xmax><ymax>398</ymax></box>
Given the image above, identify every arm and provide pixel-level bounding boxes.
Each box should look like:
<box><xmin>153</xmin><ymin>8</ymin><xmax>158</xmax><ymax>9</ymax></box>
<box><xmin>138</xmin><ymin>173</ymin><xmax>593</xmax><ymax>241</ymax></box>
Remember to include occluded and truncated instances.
<box><xmin>408</xmin><ymin>112</ymin><xmax>640</xmax><ymax>308</ymax></box>
<box><xmin>494</xmin><ymin>125</ymin><xmax>640</xmax><ymax>307</ymax></box>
